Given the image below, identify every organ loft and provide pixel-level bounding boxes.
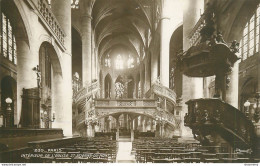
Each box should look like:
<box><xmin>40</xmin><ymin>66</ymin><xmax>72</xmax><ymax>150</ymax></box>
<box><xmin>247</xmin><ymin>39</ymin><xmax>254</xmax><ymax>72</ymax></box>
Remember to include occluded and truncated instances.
<box><xmin>0</xmin><ymin>0</ymin><xmax>259</xmax><ymax>163</ymax></box>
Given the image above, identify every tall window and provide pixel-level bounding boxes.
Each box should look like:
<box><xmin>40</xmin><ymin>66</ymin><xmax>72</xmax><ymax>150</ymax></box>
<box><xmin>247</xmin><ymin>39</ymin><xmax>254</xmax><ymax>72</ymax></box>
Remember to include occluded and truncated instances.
<box><xmin>240</xmin><ymin>5</ymin><xmax>260</xmax><ymax>61</ymax></box>
<box><xmin>127</xmin><ymin>55</ymin><xmax>134</xmax><ymax>68</ymax></box>
<box><xmin>40</xmin><ymin>45</ymin><xmax>52</xmax><ymax>89</ymax></box>
<box><xmin>105</xmin><ymin>54</ymin><xmax>111</xmax><ymax>68</ymax></box>
<box><xmin>115</xmin><ymin>54</ymin><xmax>123</xmax><ymax>69</ymax></box>
<box><xmin>1</xmin><ymin>13</ymin><xmax>17</xmax><ymax>65</ymax></box>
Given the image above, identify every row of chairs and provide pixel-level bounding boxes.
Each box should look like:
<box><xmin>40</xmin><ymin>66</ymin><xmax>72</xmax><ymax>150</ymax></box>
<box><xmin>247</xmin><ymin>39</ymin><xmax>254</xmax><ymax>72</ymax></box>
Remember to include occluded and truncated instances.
<box><xmin>23</xmin><ymin>138</ymin><xmax>118</xmax><ymax>163</ymax></box>
<box><xmin>132</xmin><ymin>138</ymin><xmax>256</xmax><ymax>163</ymax></box>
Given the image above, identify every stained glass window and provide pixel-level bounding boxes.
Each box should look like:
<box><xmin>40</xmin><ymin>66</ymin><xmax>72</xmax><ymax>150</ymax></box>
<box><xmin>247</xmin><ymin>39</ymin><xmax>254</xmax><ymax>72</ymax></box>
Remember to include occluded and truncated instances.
<box><xmin>115</xmin><ymin>54</ymin><xmax>123</xmax><ymax>69</ymax></box>
<box><xmin>115</xmin><ymin>82</ymin><xmax>124</xmax><ymax>98</ymax></box>
<box><xmin>240</xmin><ymin>4</ymin><xmax>260</xmax><ymax>61</ymax></box>
<box><xmin>1</xmin><ymin>13</ymin><xmax>17</xmax><ymax>64</ymax></box>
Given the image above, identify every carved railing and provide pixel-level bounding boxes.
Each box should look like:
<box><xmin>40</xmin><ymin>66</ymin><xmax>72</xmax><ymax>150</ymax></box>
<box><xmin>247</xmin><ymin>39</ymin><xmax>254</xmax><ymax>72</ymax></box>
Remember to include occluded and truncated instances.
<box><xmin>184</xmin><ymin>98</ymin><xmax>256</xmax><ymax>149</ymax></box>
<box><xmin>74</xmin><ymin>80</ymin><xmax>99</xmax><ymax>104</ymax></box>
<box><xmin>94</xmin><ymin>99</ymin><xmax>157</xmax><ymax>119</ymax></box>
<box><xmin>156</xmin><ymin>107</ymin><xmax>181</xmax><ymax>130</ymax></box>
<box><xmin>27</xmin><ymin>0</ymin><xmax>65</xmax><ymax>48</ymax></box>
<box><xmin>188</xmin><ymin>14</ymin><xmax>206</xmax><ymax>47</ymax></box>
<box><xmin>95</xmin><ymin>99</ymin><xmax>157</xmax><ymax>108</ymax></box>
<box><xmin>146</xmin><ymin>83</ymin><xmax>176</xmax><ymax>105</ymax></box>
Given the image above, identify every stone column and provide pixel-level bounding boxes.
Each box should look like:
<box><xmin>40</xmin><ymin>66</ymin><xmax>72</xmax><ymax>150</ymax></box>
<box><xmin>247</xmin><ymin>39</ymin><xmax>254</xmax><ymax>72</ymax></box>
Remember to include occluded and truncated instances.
<box><xmin>226</xmin><ymin>62</ymin><xmax>238</xmax><ymax>108</ymax></box>
<box><xmin>51</xmin><ymin>0</ymin><xmax>72</xmax><ymax>136</ymax></box>
<box><xmin>91</xmin><ymin>33</ymin><xmax>96</xmax><ymax>80</ymax></box>
<box><xmin>161</xmin><ymin>123</ymin><xmax>165</xmax><ymax>137</ymax></box>
<box><xmin>95</xmin><ymin>48</ymin><xmax>99</xmax><ymax>81</ymax></box>
<box><xmin>140</xmin><ymin>66</ymin><xmax>145</xmax><ymax>98</ymax></box>
<box><xmin>181</xmin><ymin>0</ymin><xmax>204</xmax><ymax>137</ymax></box>
<box><xmin>80</xmin><ymin>0</ymin><xmax>94</xmax><ymax>85</ymax></box>
<box><xmin>131</xmin><ymin>119</ymin><xmax>134</xmax><ymax>142</ymax></box>
<box><xmin>116</xmin><ymin>118</ymin><xmax>120</xmax><ymax>141</ymax></box>
<box><xmin>160</xmin><ymin>16</ymin><xmax>170</xmax><ymax>88</ymax></box>
<box><xmin>136</xmin><ymin>118</ymin><xmax>139</xmax><ymax>130</ymax></box>
<box><xmin>92</xmin><ymin>124</ymin><xmax>95</xmax><ymax>137</ymax></box>
<box><xmin>142</xmin><ymin>117</ymin><xmax>146</xmax><ymax>132</ymax></box>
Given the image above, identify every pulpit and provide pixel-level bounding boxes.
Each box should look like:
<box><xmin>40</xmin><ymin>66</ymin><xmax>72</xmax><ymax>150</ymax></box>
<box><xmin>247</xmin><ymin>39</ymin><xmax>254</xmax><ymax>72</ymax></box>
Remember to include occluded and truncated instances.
<box><xmin>20</xmin><ymin>88</ymin><xmax>41</xmax><ymax>128</ymax></box>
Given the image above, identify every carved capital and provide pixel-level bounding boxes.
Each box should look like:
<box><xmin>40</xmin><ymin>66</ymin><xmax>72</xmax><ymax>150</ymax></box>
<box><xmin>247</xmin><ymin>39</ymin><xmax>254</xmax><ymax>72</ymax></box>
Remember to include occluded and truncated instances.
<box><xmin>79</xmin><ymin>0</ymin><xmax>95</xmax><ymax>17</ymax></box>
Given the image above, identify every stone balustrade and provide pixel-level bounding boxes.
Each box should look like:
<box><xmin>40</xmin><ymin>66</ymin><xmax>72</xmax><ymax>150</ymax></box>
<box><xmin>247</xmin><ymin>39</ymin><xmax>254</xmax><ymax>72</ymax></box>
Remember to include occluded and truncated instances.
<box><xmin>95</xmin><ymin>99</ymin><xmax>157</xmax><ymax>108</ymax></box>
<box><xmin>146</xmin><ymin>83</ymin><xmax>176</xmax><ymax>105</ymax></box>
<box><xmin>74</xmin><ymin>80</ymin><xmax>99</xmax><ymax>104</ymax></box>
<box><xmin>27</xmin><ymin>0</ymin><xmax>65</xmax><ymax>48</ymax></box>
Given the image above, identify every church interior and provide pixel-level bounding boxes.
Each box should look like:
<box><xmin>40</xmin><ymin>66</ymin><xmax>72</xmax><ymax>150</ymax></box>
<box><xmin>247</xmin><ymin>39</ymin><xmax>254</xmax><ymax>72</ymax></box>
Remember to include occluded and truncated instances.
<box><xmin>0</xmin><ymin>0</ymin><xmax>260</xmax><ymax>163</ymax></box>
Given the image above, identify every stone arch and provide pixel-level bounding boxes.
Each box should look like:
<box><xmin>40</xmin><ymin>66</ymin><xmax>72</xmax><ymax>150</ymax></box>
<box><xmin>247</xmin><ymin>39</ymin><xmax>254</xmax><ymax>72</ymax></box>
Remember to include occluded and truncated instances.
<box><xmin>1</xmin><ymin>76</ymin><xmax>17</xmax><ymax>126</ymax></box>
<box><xmin>169</xmin><ymin>25</ymin><xmax>183</xmax><ymax>99</ymax></box>
<box><xmin>7</xmin><ymin>0</ymin><xmax>32</xmax><ymax>47</ymax></box>
<box><xmin>39</xmin><ymin>41</ymin><xmax>63</xmax><ymax>76</ymax></box>
<box><xmin>38</xmin><ymin>42</ymin><xmax>63</xmax><ymax>130</ymax></box>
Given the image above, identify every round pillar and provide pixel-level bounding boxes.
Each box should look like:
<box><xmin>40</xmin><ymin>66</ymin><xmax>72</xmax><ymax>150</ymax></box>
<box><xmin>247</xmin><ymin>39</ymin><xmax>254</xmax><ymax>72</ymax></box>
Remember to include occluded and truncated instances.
<box><xmin>181</xmin><ymin>0</ymin><xmax>204</xmax><ymax>138</ymax></box>
<box><xmin>51</xmin><ymin>0</ymin><xmax>72</xmax><ymax>136</ymax></box>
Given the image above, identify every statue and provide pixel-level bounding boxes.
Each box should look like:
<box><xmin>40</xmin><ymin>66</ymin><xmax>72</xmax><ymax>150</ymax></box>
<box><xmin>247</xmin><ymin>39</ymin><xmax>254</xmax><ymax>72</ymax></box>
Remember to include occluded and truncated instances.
<box><xmin>33</xmin><ymin>65</ymin><xmax>41</xmax><ymax>88</ymax></box>
<box><xmin>230</xmin><ymin>40</ymin><xmax>240</xmax><ymax>54</ymax></box>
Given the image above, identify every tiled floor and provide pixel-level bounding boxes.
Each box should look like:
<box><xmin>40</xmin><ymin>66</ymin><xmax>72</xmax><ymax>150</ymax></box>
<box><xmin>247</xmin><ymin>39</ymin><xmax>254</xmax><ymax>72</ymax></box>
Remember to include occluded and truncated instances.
<box><xmin>116</xmin><ymin>141</ymin><xmax>136</xmax><ymax>163</ymax></box>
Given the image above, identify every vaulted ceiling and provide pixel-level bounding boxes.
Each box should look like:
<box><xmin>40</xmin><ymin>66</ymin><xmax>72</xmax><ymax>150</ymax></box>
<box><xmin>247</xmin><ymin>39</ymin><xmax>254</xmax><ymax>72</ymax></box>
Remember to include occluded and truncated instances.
<box><xmin>90</xmin><ymin>0</ymin><xmax>159</xmax><ymax>62</ymax></box>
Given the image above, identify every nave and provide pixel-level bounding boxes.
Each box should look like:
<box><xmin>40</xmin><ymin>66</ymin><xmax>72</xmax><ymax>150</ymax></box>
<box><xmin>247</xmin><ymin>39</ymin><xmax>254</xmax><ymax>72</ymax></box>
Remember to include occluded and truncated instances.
<box><xmin>1</xmin><ymin>0</ymin><xmax>260</xmax><ymax>163</ymax></box>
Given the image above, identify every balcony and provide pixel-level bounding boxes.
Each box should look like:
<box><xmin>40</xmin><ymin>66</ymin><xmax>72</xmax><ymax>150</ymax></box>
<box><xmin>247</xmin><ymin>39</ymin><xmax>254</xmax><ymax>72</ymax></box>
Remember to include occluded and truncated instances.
<box><xmin>74</xmin><ymin>98</ymin><xmax>180</xmax><ymax>134</ymax></box>
<box><xmin>146</xmin><ymin>83</ymin><xmax>176</xmax><ymax>105</ymax></box>
<box><xmin>94</xmin><ymin>99</ymin><xmax>157</xmax><ymax>118</ymax></box>
<box><xmin>26</xmin><ymin>0</ymin><xmax>65</xmax><ymax>49</ymax></box>
<box><xmin>184</xmin><ymin>98</ymin><xmax>256</xmax><ymax>149</ymax></box>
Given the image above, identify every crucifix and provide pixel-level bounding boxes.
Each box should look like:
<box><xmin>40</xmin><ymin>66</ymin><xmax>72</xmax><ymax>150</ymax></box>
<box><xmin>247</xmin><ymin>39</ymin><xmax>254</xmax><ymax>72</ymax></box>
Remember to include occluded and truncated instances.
<box><xmin>33</xmin><ymin>65</ymin><xmax>41</xmax><ymax>88</ymax></box>
<box><xmin>121</xmin><ymin>76</ymin><xmax>132</xmax><ymax>98</ymax></box>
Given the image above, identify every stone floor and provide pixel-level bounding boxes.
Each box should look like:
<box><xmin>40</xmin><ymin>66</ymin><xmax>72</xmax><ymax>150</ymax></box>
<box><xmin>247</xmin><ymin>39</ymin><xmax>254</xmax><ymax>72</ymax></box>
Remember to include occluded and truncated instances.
<box><xmin>116</xmin><ymin>141</ymin><xmax>136</xmax><ymax>163</ymax></box>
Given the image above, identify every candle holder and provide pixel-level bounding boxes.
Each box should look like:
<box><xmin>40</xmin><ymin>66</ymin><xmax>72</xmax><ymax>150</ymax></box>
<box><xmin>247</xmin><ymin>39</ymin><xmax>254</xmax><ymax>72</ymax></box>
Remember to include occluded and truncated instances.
<box><xmin>41</xmin><ymin>111</ymin><xmax>55</xmax><ymax>126</ymax></box>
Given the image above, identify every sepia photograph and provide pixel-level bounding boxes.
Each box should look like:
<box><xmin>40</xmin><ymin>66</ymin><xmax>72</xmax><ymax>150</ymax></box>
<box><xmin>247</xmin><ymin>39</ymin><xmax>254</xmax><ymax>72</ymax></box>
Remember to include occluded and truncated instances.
<box><xmin>0</xmin><ymin>0</ymin><xmax>259</xmax><ymax>164</ymax></box>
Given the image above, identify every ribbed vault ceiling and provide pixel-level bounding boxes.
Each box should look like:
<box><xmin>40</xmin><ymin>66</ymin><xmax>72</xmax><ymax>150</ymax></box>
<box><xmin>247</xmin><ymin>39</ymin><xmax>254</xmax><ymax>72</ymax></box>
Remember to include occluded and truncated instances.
<box><xmin>90</xmin><ymin>0</ymin><xmax>155</xmax><ymax>62</ymax></box>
